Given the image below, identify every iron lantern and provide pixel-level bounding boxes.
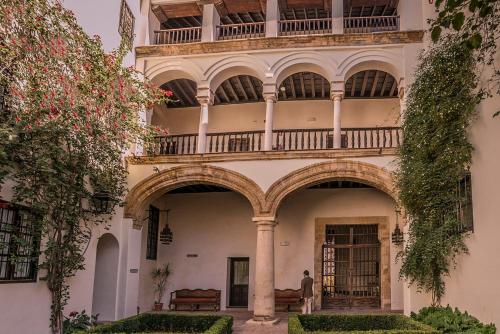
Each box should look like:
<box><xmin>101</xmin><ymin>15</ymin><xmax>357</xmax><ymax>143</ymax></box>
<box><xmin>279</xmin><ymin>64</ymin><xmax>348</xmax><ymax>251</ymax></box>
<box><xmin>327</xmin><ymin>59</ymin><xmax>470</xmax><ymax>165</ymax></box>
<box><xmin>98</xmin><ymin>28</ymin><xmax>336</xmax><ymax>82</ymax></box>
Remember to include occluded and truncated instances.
<box><xmin>160</xmin><ymin>209</ymin><xmax>173</xmax><ymax>245</ymax></box>
<box><xmin>91</xmin><ymin>192</ymin><xmax>117</xmax><ymax>215</ymax></box>
<box><xmin>392</xmin><ymin>207</ymin><xmax>404</xmax><ymax>246</ymax></box>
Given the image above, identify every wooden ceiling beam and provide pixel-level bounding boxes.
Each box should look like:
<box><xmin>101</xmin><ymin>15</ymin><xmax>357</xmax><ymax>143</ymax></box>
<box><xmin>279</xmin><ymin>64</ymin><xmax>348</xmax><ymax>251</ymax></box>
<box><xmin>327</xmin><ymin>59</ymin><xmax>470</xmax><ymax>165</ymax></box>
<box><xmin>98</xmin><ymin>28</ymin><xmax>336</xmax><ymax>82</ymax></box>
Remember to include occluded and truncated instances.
<box><xmin>152</xmin><ymin>5</ymin><xmax>168</xmax><ymax>23</ymax></box>
<box><xmin>289</xmin><ymin>76</ymin><xmax>296</xmax><ymax>98</ymax></box>
<box><xmin>217</xmin><ymin>84</ymin><xmax>231</xmax><ymax>103</ymax></box>
<box><xmin>370</xmin><ymin>71</ymin><xmax>380</xmax><ymax>97</ymax></box>
<box><xmin>235</xmin><ymin>76</ymin><xmax>249</xmax><ymax>101</ymax></box>
<box><xmin>350</xmin><ymin>76</ymin><xmax>356</xmax><ymax>97</ymax></box>
<box><xmin>389</xmin><ymin>80</ymin><xmax>397</xmax><ymax>97</ymax></box>
<box><xmin>379</xmin><ymin>73</ymin><xmax>389</xmax><ymax>96</ymax></box>
<box><xmin>360</xmin><ymin>71</ymin><xmax>369</xmax><ymax>96</ymax></box>
<box><xmin>225</xmin><ymin>80</ymin><xmax>240</xmax><ymax>102</ymax></box>
<box><xmin>245</xmin><ymin>76</ymin><xmax>259</xmax><ymax>100</ymax></box>
<box><xmin>173</xmin><ymin>80</ymin><xmax>196</xmax><ymax>105</ymax></box>
<box><xmin>299</xmin><ymin>72</ymin><xmax>306</xmax><ymax>98</ymax></box>
<box><xmin>311</xmin><ymin>74</ymin><xmax>316</xmax><ymax>98</ymax></box>
<box><xmin>259</xmin><ymin>0</ymin><xmax>267</xmax><ymax>13</ymax></box>
<box><xmin>321</xmin><ymin>78</ymin><xmax>325</xmax><ymax>98</ymax></box>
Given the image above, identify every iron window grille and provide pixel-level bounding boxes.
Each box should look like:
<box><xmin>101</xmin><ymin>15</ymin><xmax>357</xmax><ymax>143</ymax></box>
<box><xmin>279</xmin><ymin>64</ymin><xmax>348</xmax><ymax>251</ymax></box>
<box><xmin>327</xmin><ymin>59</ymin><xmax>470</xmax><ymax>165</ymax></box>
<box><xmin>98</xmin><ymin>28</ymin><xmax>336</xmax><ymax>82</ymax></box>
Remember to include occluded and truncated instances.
<box><xmin>118</xmin><ymin>0</ymin><xmax>135</xmax><ymax>50</ymax></box>
<box><xmin>0</xmin><ymin>203</ymin><xmax>40</xmax><ymax>283</ymax></box>
<box><xmin>456</xmin><ymin>171</ymin><xmax>474</xmax><ymax>233</ymax></box>
<box><xmin>146</xmin><ymin>206</ymin><xmax>160</xmax><ymax>260</ymax></box>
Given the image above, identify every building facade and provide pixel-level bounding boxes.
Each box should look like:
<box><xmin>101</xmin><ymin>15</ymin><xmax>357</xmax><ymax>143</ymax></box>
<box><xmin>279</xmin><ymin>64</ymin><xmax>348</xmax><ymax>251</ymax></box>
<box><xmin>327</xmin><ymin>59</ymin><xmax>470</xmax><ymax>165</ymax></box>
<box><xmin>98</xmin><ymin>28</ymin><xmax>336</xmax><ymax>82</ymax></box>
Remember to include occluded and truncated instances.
<box><xmin>1</xmin><ymin>1</ymin><xmax>500</xmax><ymax>333</ymax></box>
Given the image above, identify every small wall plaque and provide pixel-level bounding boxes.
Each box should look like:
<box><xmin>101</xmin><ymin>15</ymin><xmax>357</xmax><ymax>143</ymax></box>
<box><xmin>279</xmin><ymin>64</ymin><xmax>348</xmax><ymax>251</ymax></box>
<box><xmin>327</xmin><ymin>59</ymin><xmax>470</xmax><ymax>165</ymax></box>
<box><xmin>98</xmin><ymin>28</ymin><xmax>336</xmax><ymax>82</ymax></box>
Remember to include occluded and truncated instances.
<box><xmin>130</xmin><ymin>268</ymin><xmax>138</xmax><ymax>273</ymax></box>
<box><xmin>280</xmin><ymin>241</ymin><xmax>290</xmax><ymax>246</ymax></box>
<box><xmin>187</xmin><ymin>254</ymin><xmax>198</xmax><ymax>258</ymax></box>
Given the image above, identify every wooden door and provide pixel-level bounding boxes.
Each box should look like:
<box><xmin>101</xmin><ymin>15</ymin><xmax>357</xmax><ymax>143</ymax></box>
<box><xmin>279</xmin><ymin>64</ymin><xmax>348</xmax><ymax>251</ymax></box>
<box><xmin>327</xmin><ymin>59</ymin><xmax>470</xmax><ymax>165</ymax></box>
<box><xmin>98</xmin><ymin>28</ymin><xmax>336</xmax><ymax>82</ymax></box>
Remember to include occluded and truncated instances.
<box><xmin>229</xmin><ymin>258</ymin><xmax>249</xmax><ymax>307</ymax></box>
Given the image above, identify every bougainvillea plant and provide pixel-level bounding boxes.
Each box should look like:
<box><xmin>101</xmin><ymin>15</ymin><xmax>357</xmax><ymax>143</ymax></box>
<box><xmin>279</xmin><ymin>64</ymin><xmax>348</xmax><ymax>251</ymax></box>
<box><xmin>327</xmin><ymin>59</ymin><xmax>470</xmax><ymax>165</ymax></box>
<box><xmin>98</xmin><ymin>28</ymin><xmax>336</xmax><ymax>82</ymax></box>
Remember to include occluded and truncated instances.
<box><xmin>0</xmin><ymin>0</ymin><xmax>170</xmax><ymax>333</ymax></box>
<box><xmin>397</xmin><ymin>36</ymin><xmax>481</xmax><ymax>305</ymax></box>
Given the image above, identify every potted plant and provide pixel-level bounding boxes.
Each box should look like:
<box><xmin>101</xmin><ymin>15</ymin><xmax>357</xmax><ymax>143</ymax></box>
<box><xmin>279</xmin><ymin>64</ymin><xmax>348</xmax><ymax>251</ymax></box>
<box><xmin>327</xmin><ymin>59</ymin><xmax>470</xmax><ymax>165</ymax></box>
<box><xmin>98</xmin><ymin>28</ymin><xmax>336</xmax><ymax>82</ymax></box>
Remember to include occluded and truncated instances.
<box><xmin>151</xmin><ymin>263</ymin><xmax>171</xmax><ymax>311</ymax></box>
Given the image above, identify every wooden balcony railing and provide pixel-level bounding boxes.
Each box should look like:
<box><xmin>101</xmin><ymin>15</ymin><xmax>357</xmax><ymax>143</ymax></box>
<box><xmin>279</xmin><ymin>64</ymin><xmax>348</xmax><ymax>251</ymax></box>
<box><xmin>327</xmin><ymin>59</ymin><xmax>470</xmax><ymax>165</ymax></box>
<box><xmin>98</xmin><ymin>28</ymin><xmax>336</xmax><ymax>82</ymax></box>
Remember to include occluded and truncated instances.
<box><xmin>344</xmin><ymin>16</ymin><xmax>400</xmax><ymax>34</ymax></box>
<box><xmin>217</xmin><ymin>22</ymin><xmax>266</xmax><ymax>40</ymax></box>
<box><xmin>279</xmin><ymin>18</ymin><xmax>332</xmax><ymax>36</ymax></box>
<box><xmin>154</xmin><ymin>27</ymin><xmax>202</xmax><ymax>45</ymax></box>
<box><xmin>206</xmin><ymin>131</ymin><xmax>264</xmax><ymax>153</ymax></box>
<box><xmin>149</xmin><ymin>127</ymin><xmax>401</xmax><ymax>156</ymax></box>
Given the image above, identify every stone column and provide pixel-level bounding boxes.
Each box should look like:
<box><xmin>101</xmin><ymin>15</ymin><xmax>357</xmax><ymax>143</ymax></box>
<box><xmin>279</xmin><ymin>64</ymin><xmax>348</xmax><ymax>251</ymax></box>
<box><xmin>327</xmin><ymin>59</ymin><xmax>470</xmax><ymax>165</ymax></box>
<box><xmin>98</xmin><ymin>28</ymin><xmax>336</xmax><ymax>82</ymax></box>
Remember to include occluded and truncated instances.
<box><xmin>332</xmin><ymin>0</ymin><xmax>344</xmax><ymax>34</ymax></box>
<box><xmin>263</xmin><ymin>91</ymin><xmax>277</xmax><ymax>151</ymax></box>
<box><xmin>197</xmin><ymin>99</ymin><xmax>209</xmax><ymax>154</ymax></box>
<box><xmin>201</xmin><ymin>3</ymin><xmax>220</xmax><ymax>42</ymax></box>
<box><xmin>332</xmin><ymin>92</ymin><xmax>343</xmax><ymax>149</ymax></box>
<box><xmin>265</xmin><ymin>0</ymin><xmax>279</xmax><ymax>37</ymax></box>
<box><xmin>252</xmin><ymin>217</ymin><xmax>278</xmax><ymax>323</ymax></box>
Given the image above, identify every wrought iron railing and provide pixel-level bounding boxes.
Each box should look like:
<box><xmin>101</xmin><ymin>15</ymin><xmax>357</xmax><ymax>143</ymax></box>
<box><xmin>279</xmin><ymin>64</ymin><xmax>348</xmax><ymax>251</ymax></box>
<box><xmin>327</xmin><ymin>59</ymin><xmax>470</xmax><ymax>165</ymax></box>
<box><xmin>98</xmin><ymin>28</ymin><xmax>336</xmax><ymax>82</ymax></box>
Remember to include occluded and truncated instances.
<box><xmin>344</xmin><ymin>16</ymin><xmax>400</xmax><ymax>34</ymax></box>
<box><xmin>217</xmin><ymin>22</ymin><xmax>266</xmax><ymax>40</ymax></box>
<box><xmin>150</xmin><ymin>127</ymin><xmax>401</xmax><ymax>156</ymax></box>
<box><xmin>279</xmin><ymin>18</ymin><xmax>332</xmax><ymax>36</ymax></box>
<box><xmin>154</xmin><ymin>27</ymin><xmax>202</xmax><ymax>45</ymax></box>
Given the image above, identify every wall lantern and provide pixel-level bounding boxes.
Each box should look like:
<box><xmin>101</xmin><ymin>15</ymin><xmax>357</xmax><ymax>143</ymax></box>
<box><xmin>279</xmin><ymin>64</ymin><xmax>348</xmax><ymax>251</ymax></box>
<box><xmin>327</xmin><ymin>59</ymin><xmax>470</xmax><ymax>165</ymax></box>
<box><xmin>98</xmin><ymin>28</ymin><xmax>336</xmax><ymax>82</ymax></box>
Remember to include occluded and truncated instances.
<box><xmin>91</xmin><ymin>192</ymin><xmax>117</xmax><ymax>215</ymax></box>
<box><xmin>391</xmin><ymin>207</ymin><xmax>404</xmax><ymax>246</ymax></box>
<box><xmin>160</xmin><ymin>209</ymin><xmax>173</xmax><ymax>245</ymax></box>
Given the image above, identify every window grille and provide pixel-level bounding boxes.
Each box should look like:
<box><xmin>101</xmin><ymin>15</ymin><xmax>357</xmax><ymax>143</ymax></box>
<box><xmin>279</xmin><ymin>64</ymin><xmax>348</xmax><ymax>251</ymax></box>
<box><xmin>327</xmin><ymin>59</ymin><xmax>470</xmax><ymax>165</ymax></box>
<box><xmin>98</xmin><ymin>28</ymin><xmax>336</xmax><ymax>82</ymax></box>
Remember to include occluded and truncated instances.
<box><xmin>119</xmin><ymin>0</ymin><xmax>135</xmax><ymax>49</ymax></box>
<box><xmin>456</xmin><ymin>171</ymin><xmax>474</xmax><ymax>233</ymax></box>
<box><xmin>146</xmin><ymin>206</ymin><xmax>160</xmax><ymax>260</ymax></box>
<box><xmin>0</xmin><ymin>203</ymin><xmax>39</xmax><ymax>282</ymax></box>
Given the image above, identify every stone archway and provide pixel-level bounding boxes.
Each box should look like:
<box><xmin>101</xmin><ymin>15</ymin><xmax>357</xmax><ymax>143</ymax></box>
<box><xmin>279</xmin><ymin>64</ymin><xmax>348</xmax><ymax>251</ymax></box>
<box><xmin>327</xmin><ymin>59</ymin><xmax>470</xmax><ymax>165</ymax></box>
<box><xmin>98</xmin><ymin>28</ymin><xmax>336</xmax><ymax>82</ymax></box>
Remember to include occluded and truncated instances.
<box><xmin>124</xmin><ymin>165</ymin><xmax>267</xmax><ymax>223</ymax></box>
<box><xmin>264</xmin><ymin>160</ymin><xmax>398</xmax><ymax>217</ymax></box>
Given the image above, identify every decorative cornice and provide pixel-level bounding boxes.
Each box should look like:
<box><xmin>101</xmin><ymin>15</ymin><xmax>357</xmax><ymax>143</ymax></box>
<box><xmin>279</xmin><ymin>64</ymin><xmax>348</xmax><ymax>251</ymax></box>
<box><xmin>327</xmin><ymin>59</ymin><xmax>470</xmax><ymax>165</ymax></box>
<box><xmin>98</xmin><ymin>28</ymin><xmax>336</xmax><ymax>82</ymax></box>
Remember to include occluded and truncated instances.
<box><xmin>136</xmin><ymin>31</ymin><xmax>424</xmax><ymax>59</ymax></box>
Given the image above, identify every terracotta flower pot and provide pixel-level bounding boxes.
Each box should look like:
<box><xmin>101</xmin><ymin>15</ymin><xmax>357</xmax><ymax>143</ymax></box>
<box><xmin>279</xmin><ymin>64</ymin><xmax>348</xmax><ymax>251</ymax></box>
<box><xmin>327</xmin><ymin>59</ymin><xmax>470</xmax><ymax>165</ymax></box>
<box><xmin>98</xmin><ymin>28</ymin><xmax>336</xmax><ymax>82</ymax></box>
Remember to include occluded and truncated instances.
<box><xmin>153</xmin><ymin>302</ymin><xmax>163</xmax><ymax>311</ymax></box>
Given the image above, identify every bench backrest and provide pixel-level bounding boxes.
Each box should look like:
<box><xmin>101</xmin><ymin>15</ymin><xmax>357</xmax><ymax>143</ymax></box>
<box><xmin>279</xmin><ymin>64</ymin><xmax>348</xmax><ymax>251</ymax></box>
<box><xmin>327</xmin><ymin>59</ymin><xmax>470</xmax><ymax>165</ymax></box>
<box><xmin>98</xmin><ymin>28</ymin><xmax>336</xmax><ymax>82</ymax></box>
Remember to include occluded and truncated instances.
<box><xmin>275</xmin><ymin>289</ymin><xmax>301</xmax><ymax>298</ymax></box>
<box><xmin>175</xmin><ymin>289</ymin><xmax>220</xmax><ymax>299</ymax></box>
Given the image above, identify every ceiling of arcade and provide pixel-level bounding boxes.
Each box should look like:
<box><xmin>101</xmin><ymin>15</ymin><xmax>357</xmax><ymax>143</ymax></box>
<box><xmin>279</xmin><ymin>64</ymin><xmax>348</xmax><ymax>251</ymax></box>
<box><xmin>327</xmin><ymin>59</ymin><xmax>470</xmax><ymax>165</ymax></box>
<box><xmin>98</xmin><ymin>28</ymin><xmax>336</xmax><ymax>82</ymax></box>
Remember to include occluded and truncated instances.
<box><xmin>161</xmin><ymin>70</ymin><xmax>399</xmax><ymax>108</ymax></box>
<box><xmin>152</xmin><ymin>0</ymin><xmax>398</xmax><ymax>28</ymax></box>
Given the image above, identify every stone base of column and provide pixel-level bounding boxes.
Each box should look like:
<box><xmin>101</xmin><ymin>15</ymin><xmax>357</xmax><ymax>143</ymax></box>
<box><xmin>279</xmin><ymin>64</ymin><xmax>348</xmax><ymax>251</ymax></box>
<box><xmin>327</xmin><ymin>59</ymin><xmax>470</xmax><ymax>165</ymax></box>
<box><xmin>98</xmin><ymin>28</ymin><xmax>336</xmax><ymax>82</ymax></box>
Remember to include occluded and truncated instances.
<box><xmin>246</xmin><ymin>317</ymin><xmax>281</xmax><ymax>325</ymax></box>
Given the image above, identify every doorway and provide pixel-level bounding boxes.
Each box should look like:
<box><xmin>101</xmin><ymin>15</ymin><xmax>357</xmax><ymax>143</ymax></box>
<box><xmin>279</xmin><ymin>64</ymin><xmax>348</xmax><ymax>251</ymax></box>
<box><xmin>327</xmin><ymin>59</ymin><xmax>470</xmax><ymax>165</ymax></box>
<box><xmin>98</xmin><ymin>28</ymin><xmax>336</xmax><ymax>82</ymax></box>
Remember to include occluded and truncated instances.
<box><xmin>228</xmin><ymin>257</ymin><xmax>249</xmax><ymax>307</ymax></box>
<box><xmin>322</xmin><ymin>224</ymin><xmax>381</xmax><ymax>308</ymax></box>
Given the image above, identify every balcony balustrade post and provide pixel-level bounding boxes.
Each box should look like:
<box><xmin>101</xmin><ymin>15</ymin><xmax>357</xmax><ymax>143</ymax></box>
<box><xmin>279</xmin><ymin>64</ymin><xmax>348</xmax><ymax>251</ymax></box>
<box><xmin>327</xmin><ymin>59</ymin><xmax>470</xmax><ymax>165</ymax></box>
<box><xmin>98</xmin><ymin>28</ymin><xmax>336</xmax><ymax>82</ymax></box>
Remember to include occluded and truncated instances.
<box><xmin>263</xmin><ymin>91</ymin><xmax>277</xmax><ymax>151</ymax></box>
<box><xmin>201</xmin><ymin>3</ymin><xmax>220</xmax><ymax>42</ymax></box>
<box><xmin>251</xmin><ymin>217</ymin><xmax>278</xmax><ymax>324</ymax></box>
<box><xmin>332</xmin><ymin>0</ymin><xmax>344</xmax><ymax>34</ymax></box>
<box><xmin>332</xmin><ymin>91</ymin><xmax>343</xmax><ymax>149</ymax></box>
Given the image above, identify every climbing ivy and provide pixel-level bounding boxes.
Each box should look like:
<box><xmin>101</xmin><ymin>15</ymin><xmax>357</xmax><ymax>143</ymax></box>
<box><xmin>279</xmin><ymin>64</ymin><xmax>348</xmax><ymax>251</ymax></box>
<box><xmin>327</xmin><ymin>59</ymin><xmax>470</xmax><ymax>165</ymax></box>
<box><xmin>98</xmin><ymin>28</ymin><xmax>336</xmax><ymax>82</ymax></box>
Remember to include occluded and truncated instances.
<box><xmin>397</xmin><ymin>36</ymin><xmax>482</xmax><ymax>304</ymax></box>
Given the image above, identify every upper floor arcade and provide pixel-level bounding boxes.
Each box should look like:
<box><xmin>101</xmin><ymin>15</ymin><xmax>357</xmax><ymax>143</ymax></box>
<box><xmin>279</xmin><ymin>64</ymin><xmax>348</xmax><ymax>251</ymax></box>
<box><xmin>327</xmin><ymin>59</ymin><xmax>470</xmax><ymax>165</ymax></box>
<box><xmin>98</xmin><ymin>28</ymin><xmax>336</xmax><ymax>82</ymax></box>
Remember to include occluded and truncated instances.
<box><xmin>143</xmin><ymin>0</ymin><xmax>423</xmax><ymax>49</ymax></box>
<box><xmin>140</xmin><ymin>47</ymin><xmax>409</xmax><ymax>159</ymax></box>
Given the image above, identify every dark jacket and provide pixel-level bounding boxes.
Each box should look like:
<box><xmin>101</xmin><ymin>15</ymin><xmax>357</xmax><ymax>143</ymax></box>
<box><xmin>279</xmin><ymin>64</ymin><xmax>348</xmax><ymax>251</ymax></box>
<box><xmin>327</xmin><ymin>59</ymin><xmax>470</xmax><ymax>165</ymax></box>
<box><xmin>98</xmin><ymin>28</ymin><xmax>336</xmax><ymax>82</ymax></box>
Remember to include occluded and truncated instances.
<box><xmin>301</xmin><ymin>276</ymin><xmax>314</xmax><ymax>298</ymax></box>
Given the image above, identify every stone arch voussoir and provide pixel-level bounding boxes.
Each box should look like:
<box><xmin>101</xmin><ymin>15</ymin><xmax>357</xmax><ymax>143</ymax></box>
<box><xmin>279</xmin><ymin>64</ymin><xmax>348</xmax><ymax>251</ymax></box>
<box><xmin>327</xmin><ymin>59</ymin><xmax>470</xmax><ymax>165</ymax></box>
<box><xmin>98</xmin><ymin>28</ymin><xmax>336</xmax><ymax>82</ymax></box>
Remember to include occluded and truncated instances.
<box><xmin>265</xmin><ymin>160</ymin><xmax>398</xmax><ymax>217</ymax></box>
<box><xmin>124</xmin><ymin>165</ymin><xmax>266</xmax><ymax>223</ymax></box>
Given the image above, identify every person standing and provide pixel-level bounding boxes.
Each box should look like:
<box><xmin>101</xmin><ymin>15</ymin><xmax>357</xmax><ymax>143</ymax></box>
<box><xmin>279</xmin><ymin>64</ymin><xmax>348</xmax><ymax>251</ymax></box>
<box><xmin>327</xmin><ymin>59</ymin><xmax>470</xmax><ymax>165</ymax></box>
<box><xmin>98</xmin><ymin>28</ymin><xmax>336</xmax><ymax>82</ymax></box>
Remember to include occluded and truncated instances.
<box><xmin>300</xmin><ymin>270</ymin><xmax>314</xmax><ymax>314</ymax></box>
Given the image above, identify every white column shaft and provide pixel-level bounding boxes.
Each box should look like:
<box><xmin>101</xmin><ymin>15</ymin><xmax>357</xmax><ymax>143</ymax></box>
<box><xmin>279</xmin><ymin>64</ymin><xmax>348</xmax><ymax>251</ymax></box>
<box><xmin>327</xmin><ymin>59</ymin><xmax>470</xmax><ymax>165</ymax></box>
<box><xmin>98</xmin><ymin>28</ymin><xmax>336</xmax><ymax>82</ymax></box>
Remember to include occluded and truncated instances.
<box><xmin>253</xmin><ymin>219</ymin><xmax>276</xmax><ymax>321</ymax></box>
<box><xmin>264</xmin><ymin>99</ymin><xmax>274</xmax><ymax>151</ymax></box>
<box><xmin>201</xmin><ymin>4</ymin><xmax>220</xmax><ymax>42</ymax></box>
<box><xmin>333</xmin><ymin>95</ymin><xmax>342</xmax><ymax>148</ymax></box>
<box><xmin>265</xmin><ymin>0</ymin><xmax>279</xmax><ymax>37</ymax></box>
<box><xmin>197</xmin><ymin>103</ymin><xmax>209</xmax><ymax>154</ymax></box>
<box><xmin>332</xmin><ymin>0</ymin><xmax>344</xmax><ymax>34</ymax></box>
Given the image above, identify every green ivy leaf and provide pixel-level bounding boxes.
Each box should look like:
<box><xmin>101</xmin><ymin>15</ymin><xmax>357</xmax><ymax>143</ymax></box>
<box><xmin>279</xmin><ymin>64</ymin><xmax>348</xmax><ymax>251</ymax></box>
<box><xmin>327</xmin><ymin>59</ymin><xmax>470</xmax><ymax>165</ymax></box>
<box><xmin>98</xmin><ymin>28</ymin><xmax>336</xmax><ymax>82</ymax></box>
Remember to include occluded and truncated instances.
<box><xmin>469</xmin><ymin>34</ymin><xmax>483</xmax><ymax>49</ymax></box>
<box><xmin>469</xmin><ymin>0</ymin><xmax>478</xmax><ymax>12</ymax></box>
<box><xmin>452</xmin><ymin>12</ymin><xmax>465</xmax><ymax>30</ymax></box>
<box><xmin>432</xmin><ymin>26</ymin><xmax>442</xmax><ymax>42</ymax></box>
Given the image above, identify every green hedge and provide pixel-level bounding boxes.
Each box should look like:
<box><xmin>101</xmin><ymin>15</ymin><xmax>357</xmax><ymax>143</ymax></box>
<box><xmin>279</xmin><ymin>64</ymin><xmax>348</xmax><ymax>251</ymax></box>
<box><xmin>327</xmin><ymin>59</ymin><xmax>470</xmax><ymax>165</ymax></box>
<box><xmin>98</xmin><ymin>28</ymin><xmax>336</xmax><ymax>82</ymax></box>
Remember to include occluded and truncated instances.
<box><xmin>289</xmin><ymin>314</ymin><xmax>437</xmax><ymax>334</ymax></box>
<box><xmin>411</xmin><ymin>306</ymin><xmax>496</xmax><ymax>334</ymax></box>
<box><xmin>76</xmin><ymin>313</ymin><xmax>232</xmax><ymax>334</ymax></box>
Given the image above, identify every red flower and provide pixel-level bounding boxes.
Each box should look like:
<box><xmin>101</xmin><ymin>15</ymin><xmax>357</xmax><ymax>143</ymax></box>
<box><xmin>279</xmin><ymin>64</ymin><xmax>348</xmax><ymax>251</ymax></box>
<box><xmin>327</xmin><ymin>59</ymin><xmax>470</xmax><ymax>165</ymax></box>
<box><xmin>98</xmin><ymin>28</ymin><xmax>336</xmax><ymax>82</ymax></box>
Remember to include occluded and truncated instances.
<box><xmin>69</xmin><ymin>311</ymin><xmax>78</xmax><ymax>317</ymax></box>
<box><xmin>163</xmin><ymin>90</ymin><xmax>173</xmax><ymax>97</ymax></box>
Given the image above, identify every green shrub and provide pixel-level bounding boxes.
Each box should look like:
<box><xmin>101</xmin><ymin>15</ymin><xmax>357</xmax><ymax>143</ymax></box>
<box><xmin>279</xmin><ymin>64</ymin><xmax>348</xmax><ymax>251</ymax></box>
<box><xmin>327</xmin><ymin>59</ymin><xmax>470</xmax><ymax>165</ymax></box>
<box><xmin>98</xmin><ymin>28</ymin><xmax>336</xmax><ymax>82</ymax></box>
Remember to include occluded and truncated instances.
<box><xmin>80</xmin><ymin>313</ymin><xmax>232</xmax><ymax>334</ymax></box>
<box><xmin>411</xmin><ymin>306</ymin><xmax>496</xmax><ymax>334</ymax></box>
<box><xmin>289</xmin><ymin>314</ymin><xmax>437</xmax><ymax>333</ymax></box>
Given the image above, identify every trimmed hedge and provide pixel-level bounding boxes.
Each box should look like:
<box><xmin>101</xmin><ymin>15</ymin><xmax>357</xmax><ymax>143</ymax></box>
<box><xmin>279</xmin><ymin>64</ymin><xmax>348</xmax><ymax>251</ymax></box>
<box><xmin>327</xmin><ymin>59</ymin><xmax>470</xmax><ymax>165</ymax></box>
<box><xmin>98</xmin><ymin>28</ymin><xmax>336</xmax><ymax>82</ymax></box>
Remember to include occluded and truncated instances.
<box><xmin>411</xmin><ymin>306</ymin><xmax>496</xmax><ymax>334</ymax></box>
<box><xmin>76</xmin><ymin>313</ymin><xmax>232</xmax><ymax>334</ymax></box>
<box><xmin>289</xmin><ymin>314</ymin><xmax>438</xmax><ymax>334</ymax></box>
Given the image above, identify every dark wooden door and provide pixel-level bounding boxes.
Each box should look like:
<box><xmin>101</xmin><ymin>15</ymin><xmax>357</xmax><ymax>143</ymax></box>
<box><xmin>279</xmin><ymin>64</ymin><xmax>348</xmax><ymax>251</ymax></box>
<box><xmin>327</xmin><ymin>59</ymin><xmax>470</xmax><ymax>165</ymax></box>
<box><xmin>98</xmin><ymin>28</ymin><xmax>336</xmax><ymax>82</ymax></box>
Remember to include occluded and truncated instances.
<box><xmin>229</xmin><ymin>258</ymin><xmax>249</xmax><ymax>307</ymax></box>
<box><xmin>322</xmin><ymin>224</ymin><xmax>381</xmax><ymax>308</ymax></box>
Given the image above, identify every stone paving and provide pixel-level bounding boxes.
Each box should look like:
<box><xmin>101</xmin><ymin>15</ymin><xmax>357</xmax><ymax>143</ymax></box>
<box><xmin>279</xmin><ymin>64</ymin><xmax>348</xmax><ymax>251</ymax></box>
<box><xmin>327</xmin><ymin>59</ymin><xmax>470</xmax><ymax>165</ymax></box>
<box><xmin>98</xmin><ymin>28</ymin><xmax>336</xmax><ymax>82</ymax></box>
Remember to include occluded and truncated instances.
<box><xmin>229</xmin><ymin>311</ymin><xmax>289</xmax><ymax>334</ymax></box>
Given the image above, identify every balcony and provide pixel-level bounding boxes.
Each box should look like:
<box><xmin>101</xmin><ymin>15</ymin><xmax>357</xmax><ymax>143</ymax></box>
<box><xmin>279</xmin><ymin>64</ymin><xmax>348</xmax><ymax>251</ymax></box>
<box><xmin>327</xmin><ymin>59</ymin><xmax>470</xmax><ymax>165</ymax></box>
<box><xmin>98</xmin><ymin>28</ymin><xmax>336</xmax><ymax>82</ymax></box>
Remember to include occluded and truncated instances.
<box><xmin>150</xmin><ymin>127</ymin><xmax>402</xmax><ymax>156</ymax></box>
<box><xmin>150</xmin><ymin>0</ymin><xmax>402</xmax><ymax>46</ymax></box>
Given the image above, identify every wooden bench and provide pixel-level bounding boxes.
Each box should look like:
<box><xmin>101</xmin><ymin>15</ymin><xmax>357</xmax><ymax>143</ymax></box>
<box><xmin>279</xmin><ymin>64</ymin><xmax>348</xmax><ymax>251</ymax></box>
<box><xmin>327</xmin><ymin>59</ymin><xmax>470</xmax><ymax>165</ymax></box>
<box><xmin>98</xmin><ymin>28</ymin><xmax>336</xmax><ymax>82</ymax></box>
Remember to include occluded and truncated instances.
<box><xmin>169</xmin><ymin>289</ymin><xmax>221</xmax><ymax>311</ymax></box>
<box><xmin>275</xmin><ymin>289</ymin><xmax>301</xmax><ymax>311</ymax></box>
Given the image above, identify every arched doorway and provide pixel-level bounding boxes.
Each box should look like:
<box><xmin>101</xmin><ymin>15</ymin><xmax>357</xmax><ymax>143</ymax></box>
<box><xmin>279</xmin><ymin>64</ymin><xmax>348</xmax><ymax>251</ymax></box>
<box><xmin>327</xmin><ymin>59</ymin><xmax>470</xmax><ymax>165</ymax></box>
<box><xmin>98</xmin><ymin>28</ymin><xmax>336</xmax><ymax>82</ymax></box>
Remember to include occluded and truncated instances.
<box><xmin>92</xmin><ymin>233</ymin><xmax>119</xmax><ymax>321</ymax></box>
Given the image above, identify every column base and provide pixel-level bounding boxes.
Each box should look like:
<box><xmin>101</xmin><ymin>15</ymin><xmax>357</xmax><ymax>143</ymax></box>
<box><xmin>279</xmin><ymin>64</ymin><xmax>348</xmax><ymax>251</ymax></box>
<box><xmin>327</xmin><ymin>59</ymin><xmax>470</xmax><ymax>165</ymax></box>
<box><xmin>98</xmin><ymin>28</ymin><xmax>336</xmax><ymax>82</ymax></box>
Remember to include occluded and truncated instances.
<box><xmin>247</xmin><ymin>317</ymin><xmax>280</xmax><ymax>326</ymax></box>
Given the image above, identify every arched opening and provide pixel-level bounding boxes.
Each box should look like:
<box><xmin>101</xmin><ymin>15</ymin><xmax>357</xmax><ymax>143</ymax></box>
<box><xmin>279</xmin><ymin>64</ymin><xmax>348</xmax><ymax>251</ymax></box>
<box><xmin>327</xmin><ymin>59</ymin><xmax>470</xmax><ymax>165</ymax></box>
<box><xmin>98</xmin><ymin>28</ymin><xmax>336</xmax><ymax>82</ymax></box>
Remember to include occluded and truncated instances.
<box><xmin>92</xmin><ymin>233</ymin><xmax>119</xmax><ymax>321</ymax></box>
<box><xmin>160</xmin><ymin>79</ymin><xmax>198</xmax><ymax>108</ymax></box>
<box><xmin>345</xmin><ymin>70</ymin><xmax>399</xmax><ymax>99</ymax></box>
<box><xmin>213</xmin><ymin>75</ymin><xmax>264</xmax><ymax>105</ymax></box>
<box><xmin>278</xmin><ymin>72</ymin><xmax>331</xmax><ymax>101</ymax></box>
<box><xmin>266</xmin><ymin>161</ymin><xmax>403</xmax><ymax>311</ymax></box>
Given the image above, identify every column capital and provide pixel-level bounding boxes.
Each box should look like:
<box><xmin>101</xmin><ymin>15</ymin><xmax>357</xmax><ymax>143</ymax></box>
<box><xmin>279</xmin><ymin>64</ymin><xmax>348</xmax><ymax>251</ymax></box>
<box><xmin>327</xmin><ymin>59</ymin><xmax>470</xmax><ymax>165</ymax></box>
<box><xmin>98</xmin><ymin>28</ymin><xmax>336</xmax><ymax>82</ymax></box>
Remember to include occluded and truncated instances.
<box><xmin>263</xmin><ymin>92</ymin><xmax>277</xmax><ymax>103</ymax></box>
<box><xmin>196</xmin><ymin>88</ymin><xmax>214</xmax><ymax>105</ymax></box>
<box><xmin>252</xmin><ymin>216</ymin><xmax>277</xmax><ymax>227</ymax></box>
<box><xmin>331</xmin><ymin>91</ymin><xmax>344</xmax><ymax>101</ymax></box>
